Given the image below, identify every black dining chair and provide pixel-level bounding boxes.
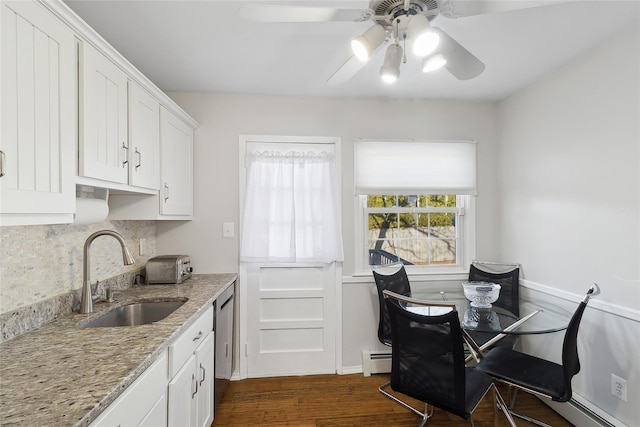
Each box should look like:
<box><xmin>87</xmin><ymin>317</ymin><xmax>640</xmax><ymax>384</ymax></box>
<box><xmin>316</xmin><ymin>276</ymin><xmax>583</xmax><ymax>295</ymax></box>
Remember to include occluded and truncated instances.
<box><xmin>372</xmin><ymin>262</ymin><xmax>412</xmax><ymax>346</ymax></box>
<box><xmin>467</xmin><ymin>261</ymin><xmax>521</xmax><ymax>351</ymax></box>
<box><xmin>383</xmin><ymin>290</ymin><xmax>516</xmax><ymax>426</ymax></box>
<box><xmin>476</xmin><ymin>283</ymin><xmax>601</xmax><ymax>427</ymax></box>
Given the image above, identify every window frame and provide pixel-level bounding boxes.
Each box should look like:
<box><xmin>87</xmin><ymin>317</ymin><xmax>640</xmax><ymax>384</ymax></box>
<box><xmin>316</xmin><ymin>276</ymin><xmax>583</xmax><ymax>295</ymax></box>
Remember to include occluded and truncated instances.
<box><xmin>354</xmin><ymin>194</ymin><xmax>476</xmax><ymax>276</ymax></box>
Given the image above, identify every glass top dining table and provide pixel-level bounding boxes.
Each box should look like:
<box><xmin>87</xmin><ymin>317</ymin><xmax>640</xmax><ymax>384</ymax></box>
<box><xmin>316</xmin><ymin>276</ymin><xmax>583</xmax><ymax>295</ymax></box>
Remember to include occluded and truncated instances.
<box><xmin>410</xmin><ymin>288</ymin><xmax>572</xmax><ymax>336</ymax></box>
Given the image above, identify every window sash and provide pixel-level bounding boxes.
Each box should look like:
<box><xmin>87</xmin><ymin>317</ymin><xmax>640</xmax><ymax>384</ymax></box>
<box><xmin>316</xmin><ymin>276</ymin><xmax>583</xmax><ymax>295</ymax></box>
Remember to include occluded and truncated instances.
<box><xmin>364</xmin><ymin>195</ymin><xmax>465</xmax><ymax>269</ymax></box>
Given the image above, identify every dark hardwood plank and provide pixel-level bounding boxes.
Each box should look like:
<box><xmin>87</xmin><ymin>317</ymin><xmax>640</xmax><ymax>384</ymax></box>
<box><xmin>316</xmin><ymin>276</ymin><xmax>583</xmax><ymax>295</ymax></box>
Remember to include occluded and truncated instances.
<box><xmin>212</xmin><ymin>373</ymin><xmax>574</xmax><ymax>426</ymax></box>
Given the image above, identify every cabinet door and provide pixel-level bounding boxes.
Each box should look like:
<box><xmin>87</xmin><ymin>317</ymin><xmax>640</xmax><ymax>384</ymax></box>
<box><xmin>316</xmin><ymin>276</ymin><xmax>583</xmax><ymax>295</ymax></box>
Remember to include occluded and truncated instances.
<box><xmin>0</xmin><ymin>1</ymin><xmax>75</xmax><ymax>223</ymax></box>
<box><xmin>159</xmin><ymin>107</ymin><xmax>193</xmax><ymax>216</ymax></box>
<box><xmin>79</xmin><ymin>41</ymin><xmax>128</xmax><ymax>184</ymax></box>
<box><xmin>168</xmin><ymin>354</ymin><xmax>198</xmax><ymax>426</ymax></box>
<box><xmin>128</xmin><ymin>81</ymin><xmax>160</xmax><ymax>189</ymax></box>
<box><xmin>90</xmin><ymin>351</ymin><xmax>168</xmax><ymax>427</ymax></box>
<box><xmin>196</xmin><ymin>332</ymin><xmax>215</xmax><ymax>427</ymax></box>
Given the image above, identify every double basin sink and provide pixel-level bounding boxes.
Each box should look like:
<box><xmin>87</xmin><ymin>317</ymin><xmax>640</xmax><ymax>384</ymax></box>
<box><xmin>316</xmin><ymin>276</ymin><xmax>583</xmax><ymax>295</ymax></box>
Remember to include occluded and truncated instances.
<box><xmin>80</xmin><ymin>299</ymin><xmax>187</xmax><ymax>328</ymax></box>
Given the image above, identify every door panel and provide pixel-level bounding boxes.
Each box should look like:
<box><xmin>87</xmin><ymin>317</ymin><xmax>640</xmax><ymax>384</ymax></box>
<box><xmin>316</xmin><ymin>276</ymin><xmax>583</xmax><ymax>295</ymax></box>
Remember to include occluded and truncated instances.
<box><xmin>245</xmin><ymin>264</ymin><xmax>336</xmax><ymax>377</ymax></box>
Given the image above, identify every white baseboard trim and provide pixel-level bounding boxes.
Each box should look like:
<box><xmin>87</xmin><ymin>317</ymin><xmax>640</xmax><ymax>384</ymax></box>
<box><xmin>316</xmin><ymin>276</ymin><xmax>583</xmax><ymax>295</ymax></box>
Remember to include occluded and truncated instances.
<box><xmin>541</xmin><ymin>395</ymin><xmax>625</xmax><ymax>427</ymax></box>
<box><xmin>341</xmin><ymin>365</ymin><xmax>363</xmax><ymax>375</ymax></box>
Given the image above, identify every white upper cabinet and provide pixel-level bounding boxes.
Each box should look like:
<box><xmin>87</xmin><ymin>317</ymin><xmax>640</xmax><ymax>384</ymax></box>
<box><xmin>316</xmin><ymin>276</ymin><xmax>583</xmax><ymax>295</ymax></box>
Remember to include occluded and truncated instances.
<box><xmin>78</xmin><ymin>41</ymin><xmax>129</xmax><ymax>184</ymax></box>
<box><xmin>128</xmin><ymin>81</ymin><xmax>160</xmax><ymax>190</ymax></box>
<box><xmin>160</xmin><ymin>107</ymin><xmax>193</xmax><ymax>216</ymax></box>
<box><xmin>0</xmin><ymin>1</ymin><xmax>76</xmax><ymax>225</ymax></box>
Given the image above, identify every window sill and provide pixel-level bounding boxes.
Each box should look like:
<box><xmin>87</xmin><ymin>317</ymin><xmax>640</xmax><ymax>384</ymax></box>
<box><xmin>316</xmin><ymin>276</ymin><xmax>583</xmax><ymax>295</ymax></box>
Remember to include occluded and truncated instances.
<box><xmin>343</xmin><ymin>271</ymin><xmax>468</xmax><ymax>284</ymax></box>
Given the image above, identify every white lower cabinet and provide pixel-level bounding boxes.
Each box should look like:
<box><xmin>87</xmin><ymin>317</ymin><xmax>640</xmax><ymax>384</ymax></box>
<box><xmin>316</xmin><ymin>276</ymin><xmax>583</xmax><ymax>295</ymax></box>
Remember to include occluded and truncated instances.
<box><xmin>168</xmin><ymin>305</ymin><xmax>215</xmax><ymax>427</ymax></box>
<box><xmin>90</xmin><ymin>351</ymin><xmax>169</xmax><ymax>427</ymax></box>
<box><xmin>89</xmin><ymin>305</ymin><xmax>215</xmax><ymax>427</ymax></box>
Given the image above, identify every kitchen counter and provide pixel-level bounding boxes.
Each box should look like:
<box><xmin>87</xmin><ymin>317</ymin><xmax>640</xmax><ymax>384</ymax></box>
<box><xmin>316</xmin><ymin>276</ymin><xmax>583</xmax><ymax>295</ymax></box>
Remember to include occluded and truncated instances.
<box><xmin>0</xmin><ymin>273</ymin><xmax>237</xmax><ymax>427</ymax></box>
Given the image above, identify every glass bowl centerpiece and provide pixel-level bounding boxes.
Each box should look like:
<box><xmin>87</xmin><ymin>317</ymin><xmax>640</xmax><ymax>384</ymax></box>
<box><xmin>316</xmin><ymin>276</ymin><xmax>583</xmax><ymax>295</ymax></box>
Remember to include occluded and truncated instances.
<box><xmin>462</xmin><ymin>281</ymin><xmax>501</xmax><ymax>308</ymax></box>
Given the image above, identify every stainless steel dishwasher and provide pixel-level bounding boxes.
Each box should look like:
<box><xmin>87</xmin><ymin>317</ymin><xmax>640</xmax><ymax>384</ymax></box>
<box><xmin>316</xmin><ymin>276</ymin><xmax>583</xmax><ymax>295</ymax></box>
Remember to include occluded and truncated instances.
<box><xmin>214</xmin><ymin>283</ymin><xmax>235</xmax><ymax>409</ymax></box>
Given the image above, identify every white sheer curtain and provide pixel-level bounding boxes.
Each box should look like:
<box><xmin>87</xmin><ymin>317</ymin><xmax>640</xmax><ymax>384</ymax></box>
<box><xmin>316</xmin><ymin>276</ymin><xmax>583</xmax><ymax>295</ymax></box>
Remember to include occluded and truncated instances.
<box><xmin>240</xmin><ymin>150</ymin><xmax>344</xmax><ymax>264</ymax></box>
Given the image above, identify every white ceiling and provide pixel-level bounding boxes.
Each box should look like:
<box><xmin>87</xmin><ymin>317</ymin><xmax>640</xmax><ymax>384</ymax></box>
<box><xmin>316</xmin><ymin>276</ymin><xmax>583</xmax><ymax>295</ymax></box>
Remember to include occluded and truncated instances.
<box><xmin>63</xmin><ymin>0</ymin><xmax>639</xmax><ymax>101</ymax></box>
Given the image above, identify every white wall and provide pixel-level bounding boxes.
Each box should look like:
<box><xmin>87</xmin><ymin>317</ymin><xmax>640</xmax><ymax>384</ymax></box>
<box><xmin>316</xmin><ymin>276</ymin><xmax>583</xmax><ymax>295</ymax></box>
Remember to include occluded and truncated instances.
<box><xmin>497</xmin><ymin>21</ymin><xmax>639</xmax><ymax>426</ymax></box>
<box><xmin>157</xmin><ymin>95</ymin><xmax>500</xmax><ymax>275</ymax></box>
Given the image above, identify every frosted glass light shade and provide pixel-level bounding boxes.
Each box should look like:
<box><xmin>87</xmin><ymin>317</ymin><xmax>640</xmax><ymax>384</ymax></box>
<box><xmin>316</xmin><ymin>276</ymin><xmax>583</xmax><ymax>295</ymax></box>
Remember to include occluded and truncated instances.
<box><xmin>422</xmin><ymin>53</ymin><xmax>447</xmax><ymax>72</ymax></box>
<box><xmin>351</xmin><ymin>24</ymin><xmax>386</xmax><ymax>61</ymax></box>
<box><xmin>409</xmin><ymin>14</ymin><xmax>440</xmax><ymax>57</ymax></box>
<box><xmin>354</xmin><ymin>140</ymin><xmax>477</xmax><ymax>195</ymax></box>
<box><xmin>380</xmin><ymin>44</ymin><xmax>403</xmax><ymax>83</ymax></box>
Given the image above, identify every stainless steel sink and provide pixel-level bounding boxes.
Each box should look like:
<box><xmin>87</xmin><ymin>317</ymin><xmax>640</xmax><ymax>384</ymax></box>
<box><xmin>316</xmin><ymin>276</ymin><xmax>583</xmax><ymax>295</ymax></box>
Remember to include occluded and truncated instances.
<box><xmin>81</xmin><ymin>300</ymin><xmax>187</xmax><ymax>328</ymax></box>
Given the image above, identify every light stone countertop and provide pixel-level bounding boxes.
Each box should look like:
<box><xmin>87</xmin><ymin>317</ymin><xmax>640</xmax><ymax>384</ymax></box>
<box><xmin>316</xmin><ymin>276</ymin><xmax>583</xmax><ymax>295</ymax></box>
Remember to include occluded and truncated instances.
<box><xmin>0</xmin><ymin>273</ymin><xmax>237</xmax><ymax>427</ymax></box>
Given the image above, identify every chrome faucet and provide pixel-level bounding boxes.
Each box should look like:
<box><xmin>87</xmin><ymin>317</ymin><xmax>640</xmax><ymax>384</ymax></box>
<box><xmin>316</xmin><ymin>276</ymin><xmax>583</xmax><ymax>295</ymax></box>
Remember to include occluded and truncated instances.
<box><xmin>80</xmin><ymin>230</ymin><xmax>135</xmax><ymax>314</ymax></box>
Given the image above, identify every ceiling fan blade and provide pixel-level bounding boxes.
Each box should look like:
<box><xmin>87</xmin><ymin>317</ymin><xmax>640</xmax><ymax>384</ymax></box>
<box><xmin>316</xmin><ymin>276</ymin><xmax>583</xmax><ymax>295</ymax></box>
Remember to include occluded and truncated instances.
<box><xmin>440</xmin><ymin>0</ymin><xmax>570</xmax><ymax>18</ymax></box>
<box><xmin>433</xmin><ymin>28</ymin><xmax>485</xmax><ymax>80</ymax></box>
<box><xmin>239</xmin><ymin>4</ymin><xmax>373</xmax><ymax>22</ymax></box>
<box><xmin>327</xmin><ymin>55</ymin><xmax>368</xmax><ymax>86</ymax></box>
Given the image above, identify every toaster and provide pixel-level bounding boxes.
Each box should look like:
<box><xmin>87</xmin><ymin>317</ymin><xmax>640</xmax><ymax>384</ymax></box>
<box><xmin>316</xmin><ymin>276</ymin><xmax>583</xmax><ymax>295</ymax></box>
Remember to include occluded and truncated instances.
<box><xmin>146</xmin><ymin>255</ymin><xmax>192</xmax><ymax>284</ymax></box>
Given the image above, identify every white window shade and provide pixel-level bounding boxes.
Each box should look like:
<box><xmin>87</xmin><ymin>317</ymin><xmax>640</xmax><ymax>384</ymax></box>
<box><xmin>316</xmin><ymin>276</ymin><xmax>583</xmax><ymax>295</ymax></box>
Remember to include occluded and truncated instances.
<box><xmin>354</xmin><ymin>140</ymin><xmax>477</xmax><ymax>195</ymax></box>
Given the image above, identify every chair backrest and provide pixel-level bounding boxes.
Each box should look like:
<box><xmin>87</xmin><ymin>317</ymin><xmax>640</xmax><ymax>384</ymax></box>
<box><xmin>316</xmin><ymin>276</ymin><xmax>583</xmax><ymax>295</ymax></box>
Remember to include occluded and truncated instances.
<box><xmin>372</xmin><ymin>263</ymin><xmax>411</xmax><ymax>346</ymax></box>
<box><xmin>469</xmin><ymin>262</ymin><xmax>520</xmax><ymax>316</ymax></box>
<box><xmin>558</xmin><ymin>283</ymin><xmax>601</xmax><ymax>402</ymax></box>
<box><xmin>384</xmin><ymin>292</ymin><xmax>469</xmax><ymax>419</ymax></box>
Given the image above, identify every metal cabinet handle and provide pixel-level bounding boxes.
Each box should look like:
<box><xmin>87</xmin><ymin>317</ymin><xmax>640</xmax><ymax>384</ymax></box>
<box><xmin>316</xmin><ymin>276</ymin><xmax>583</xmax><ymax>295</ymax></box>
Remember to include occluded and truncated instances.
<box><xmin>164</xmin><ymin>183</ymin><xmax>170</xmax><ymax>202</ymax></box>
<box><xmin>192</xmin><ymin>330</ymin><xmax>203</xmax><ymax>342</ymax></box>
<box><xmin>0</xmin><ymin>150</ymin><xmax>5</xmax><ymax>177</ymax></box>
<box><xmin>191</xmin><ymin>373</ymin><xmax>198</xmax><ymax>398</ymax></box>
<box><xmin>199</xmin><ymin>364</ymin><xmax>206</xmax><ymax>386</ymax></box>
<box><xmin>135</xmin><ymin>147</ymin><xmax>141</xmax><ymax>170</ymax></box>
<box><xmin>121</xmin><ymin>142</ymin><xmax>129</xmax><ymax>168</ymax></box>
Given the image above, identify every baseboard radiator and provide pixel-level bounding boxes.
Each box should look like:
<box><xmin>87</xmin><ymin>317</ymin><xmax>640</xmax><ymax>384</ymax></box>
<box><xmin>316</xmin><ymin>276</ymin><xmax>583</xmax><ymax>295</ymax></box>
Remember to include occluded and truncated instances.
<box><xmin>362</xmin><ymin>349</ymin><xmax>391</xmax><ymax>377</ymax></box>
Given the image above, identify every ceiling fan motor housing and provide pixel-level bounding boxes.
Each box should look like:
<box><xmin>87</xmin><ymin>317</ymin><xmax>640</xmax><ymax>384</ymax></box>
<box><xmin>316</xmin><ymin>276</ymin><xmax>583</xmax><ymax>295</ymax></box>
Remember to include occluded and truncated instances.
<box><xmin>372</xmin><ymin>0</ymin><xmax>440</xmax><ymax>24</ymax></box>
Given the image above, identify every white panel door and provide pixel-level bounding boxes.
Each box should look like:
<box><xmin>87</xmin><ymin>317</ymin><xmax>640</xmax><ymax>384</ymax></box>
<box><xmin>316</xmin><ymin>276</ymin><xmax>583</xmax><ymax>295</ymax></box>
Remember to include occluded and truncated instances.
<box><xmin>239</xmin><ymin>136</ymin><xmax>341</xmax><ymax>378</ymax></box>
<box><xmin>0</xmin><ymin>1</ymin><xmax>75</xmax><ymax>218</ymax></box>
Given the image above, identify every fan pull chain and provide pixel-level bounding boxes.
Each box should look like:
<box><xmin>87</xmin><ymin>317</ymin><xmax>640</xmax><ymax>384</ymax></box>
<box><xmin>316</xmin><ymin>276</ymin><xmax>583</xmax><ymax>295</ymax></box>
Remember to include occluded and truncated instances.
<box><xmin>402</xmin><ymin>33</ymin><xmax>407</xmax><ymax>63</ymax></box>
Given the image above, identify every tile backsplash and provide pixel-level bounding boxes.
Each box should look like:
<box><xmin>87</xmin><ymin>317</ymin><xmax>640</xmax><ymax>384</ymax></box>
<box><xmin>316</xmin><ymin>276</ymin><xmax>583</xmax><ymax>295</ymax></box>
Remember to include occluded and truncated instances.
<box><xmin>0</xmin><ymin>220</ymin><xmax>156</xmax><ymax>314</ymax></box>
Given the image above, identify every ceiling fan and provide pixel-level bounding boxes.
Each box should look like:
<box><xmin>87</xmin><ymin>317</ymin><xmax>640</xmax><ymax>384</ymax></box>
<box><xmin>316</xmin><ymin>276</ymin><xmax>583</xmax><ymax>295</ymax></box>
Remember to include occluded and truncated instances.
<box><xmin>239</xmin><ymin>0</ymin><xmax>492</xmax><ymax>85</ymax></box>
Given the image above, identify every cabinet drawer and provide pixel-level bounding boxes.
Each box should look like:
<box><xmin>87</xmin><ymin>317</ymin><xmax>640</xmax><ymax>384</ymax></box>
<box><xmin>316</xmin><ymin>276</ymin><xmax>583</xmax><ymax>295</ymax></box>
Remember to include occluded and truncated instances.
<box><xmin>169</xmin><ymin>305</ymin><xmax>213</xmax><ymax>377</ymax></box>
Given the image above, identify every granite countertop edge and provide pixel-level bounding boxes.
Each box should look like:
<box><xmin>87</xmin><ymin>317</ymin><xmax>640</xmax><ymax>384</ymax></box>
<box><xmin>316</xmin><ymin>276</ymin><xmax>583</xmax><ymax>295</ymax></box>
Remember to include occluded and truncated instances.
<box><xmin>0</xmin><ymin>273</ymin><xmax>237</xmax><ymax>427</ymax></box>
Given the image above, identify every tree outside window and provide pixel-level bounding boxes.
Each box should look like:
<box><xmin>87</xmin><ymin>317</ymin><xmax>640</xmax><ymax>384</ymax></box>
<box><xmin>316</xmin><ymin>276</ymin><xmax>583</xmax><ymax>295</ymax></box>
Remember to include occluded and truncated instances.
<box><xmin>366</xmin><ymin>194</ymin><xmax>459</xmax><ymax>266</ymax></box>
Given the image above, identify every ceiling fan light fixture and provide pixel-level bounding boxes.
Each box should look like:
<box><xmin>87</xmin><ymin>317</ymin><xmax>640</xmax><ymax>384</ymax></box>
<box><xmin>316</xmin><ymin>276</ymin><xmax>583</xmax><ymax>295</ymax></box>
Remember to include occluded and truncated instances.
<box><xmin>351</xmin><ymin>24</ymin><xmax>386</xmax><ymax>61</ymax></box>
<box><xmin>422</xmin><ymin>53</ymin><xmax>447</xmax><ymax>72</ymax></box>
<box><xmin>409</xmin><ymin>14</ymin><xmax>439</xmax><ymax>57</ymax></box>
<box><xmin>380</xmin><ymin>43</ymin><xmax>403</xmax><ymax>84</ymax></box>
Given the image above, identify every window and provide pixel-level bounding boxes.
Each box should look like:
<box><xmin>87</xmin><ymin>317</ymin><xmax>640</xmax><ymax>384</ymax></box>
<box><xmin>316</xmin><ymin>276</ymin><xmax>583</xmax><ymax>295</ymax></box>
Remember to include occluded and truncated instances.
<box><xmin>354</xmin><ymin>139</ymin><xmax>476</xmax><ymax>274</ymax></box>
<box><xmin>366</xmin><ymin>194</ymin><xmax>462</xmax><ymax>266</ymax></box>
<box><xmin>362</xmin><ymin>194</ymin><xmax>472</xmax><ymax>271</ymax></box>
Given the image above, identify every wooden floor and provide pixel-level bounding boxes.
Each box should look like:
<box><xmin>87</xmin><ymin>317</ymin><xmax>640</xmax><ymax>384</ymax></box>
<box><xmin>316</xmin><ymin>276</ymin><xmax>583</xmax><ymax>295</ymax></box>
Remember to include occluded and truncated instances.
<box><xmin>212</xmin><ymin>373</ymin><xmax>574</xmax><ymax>426</ymax></box>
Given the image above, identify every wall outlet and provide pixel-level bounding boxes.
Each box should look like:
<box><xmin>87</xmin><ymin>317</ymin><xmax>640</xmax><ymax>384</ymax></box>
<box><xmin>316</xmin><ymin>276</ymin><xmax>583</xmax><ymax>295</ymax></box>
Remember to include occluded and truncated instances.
<box><xmin>139</xmin><ymin>238</ymin><xmax>146</xmax><ymax>256</ymax></box>
<box><xmin>223</xmin><ymin>222</ymin><xmax>235</xmax><ymax>238</ymax></box>
<box><xmin>611</xmin><ymin>374</ymin><xmax>628</xmax><ymax>402</ymax></box>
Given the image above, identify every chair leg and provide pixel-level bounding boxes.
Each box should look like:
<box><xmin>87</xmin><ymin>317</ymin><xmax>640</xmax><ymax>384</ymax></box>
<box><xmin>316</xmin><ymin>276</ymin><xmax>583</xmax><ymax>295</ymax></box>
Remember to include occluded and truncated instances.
<box><xmin>508</xmin><ymin>410</ymin><xmax>552</xmax><ymax>427</ymax></box>
<box><xmin>492</xmin><ymin>385</ymin><xmax>517</xmax><ymax>427</ymax></box>
<box><xmin>502</xmin><ymin>385</ymin><xmax>552</xmax><ymax>427</ymax></box>
<box><xmin>379</xmin><ymin>380</ymin><xmax>433</xmax><ymax>423</ymax></box>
